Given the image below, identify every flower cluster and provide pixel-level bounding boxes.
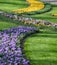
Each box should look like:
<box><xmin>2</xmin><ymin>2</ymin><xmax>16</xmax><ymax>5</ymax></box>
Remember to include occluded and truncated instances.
<box><xmin>0</xmin><ymin>26</ymin><xmax>37</xmax><ymax>65</ymax></box>
<box><xmin>13</xmin><ymin>0</ymin><xmax>44</xmax><ymax>13</ymax></box>
<box><xmin>52</xmin><ymin>14</ymin><xmax>57</xmax><ymax>16</ymax></box>
<box><xmin>1</xmin><ymin>10</ymin><xmax>57</xmax><ymax>27</ymax></box>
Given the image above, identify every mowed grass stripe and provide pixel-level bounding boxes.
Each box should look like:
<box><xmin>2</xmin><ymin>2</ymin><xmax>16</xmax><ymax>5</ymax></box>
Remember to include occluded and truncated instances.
<box><xmin>24</xmin><ymin>32</ymin><xmax>57</xmax><ymax>65</ymax></box>
<box><xmin>0</xmin><ymin>0</ymin><xmax>28</xmax><ymax>12</ymax></box>
<box><xmin>0</xmin><ymin>21</ymin><xmax>18</xmax><ymax>30</ymax></box>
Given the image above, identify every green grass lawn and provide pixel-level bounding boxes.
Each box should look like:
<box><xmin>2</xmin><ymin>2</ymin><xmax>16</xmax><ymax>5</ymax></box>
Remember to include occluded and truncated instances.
<box><xmin>0</xmin><ymin>15</ymin><xmax>19</xmax><ymax>30</ymax></box>
<box><xmin>24</xmin><ymin>31</ymin><xmax>57</xmax><ymax>65</ymax></box>
<box><xmin>0</xmin><ymin>0</ymin><xmax>28</xmax><ymax>12</ymax></box>
<box><xmin>0</xmin><ymin>21</ymin><xmax>18</xmax><ymax>30</ymax></box>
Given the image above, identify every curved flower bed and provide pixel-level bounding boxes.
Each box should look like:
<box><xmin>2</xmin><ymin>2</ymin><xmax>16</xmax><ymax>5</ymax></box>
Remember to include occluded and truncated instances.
<box><xmin>24</xmin><ymin>2</ymin><xmax>52</xmax><ymax>15</ymax></box>
<box><xmin>0</xmin><ymin>26</ymin><xmax>38</xmax><ymax>65</ymax></box>
<box><xmin>0</xmin><ymin>11</ymin><xmax>57</xmax><ymax>27</ymax></box>
<box><xmin>13</xmin><ymin>0</ymin><xmax>44</xmax><ymax>14</ymax></box>
<box><xmin>1</xmin><ymin>10</ymin><xmax>57</xmax><ymax>28</ymax></box>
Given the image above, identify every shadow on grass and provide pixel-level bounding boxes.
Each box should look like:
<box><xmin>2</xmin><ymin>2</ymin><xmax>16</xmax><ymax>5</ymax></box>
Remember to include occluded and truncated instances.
<box><xmin>0</xmin><ymin>1</ymin><xmax>28</xmax><ymax>5</ymax></box>
<box><xmin>25</xmin><ymin>49</ymin><xmax>57</xmax><ymax>53</ymax></box>
<box><xmin>29</xmin><ymin>31</ymin><xmax>57</xmax><ymax>38</ymax></box>
<box><xmin>30</xmin><ymin>60</ymin><xmax>57</xmax><ymax>65</ymax></box>
<box><xmin>32</xmin><ymin>16</ymin><xmax>57</xmax><ymax>19</ymax></box>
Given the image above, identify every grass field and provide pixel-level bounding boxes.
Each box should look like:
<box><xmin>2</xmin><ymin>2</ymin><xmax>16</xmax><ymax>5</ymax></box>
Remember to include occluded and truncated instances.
<box><xmin>0</xmin><ymin>15</ymin><xmax>19</xmax><ymax>30</ymax></box>
<box><xmin>24</xmin><ymin>31</ymin><xmax>57</xmax><ymax>65</ymax></box>
<box><xmin>0</xmin><ymin>0</ymin><xmax>57</xmax><ymax>65</ymax></box>
<box><xmin>0</xmin><ymin>0</ymin><xmax>28</xmax><ymax>12</ymax></box>
<box><xmin>0</xmin><ymin>21</ymin><xmax>18</xmax><ymax>30</ymax></box>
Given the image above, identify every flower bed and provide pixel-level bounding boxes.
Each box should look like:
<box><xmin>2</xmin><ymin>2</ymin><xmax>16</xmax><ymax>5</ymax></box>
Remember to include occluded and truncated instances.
<box><xmin>52</xmin><ymin>14</ymin><xmax>57</xmax><ymax>17</ymax></box>
<box><xmin>0</xmin><ymin>26</ymin><xmax>38</xmax><ymax>65</ymax></box>
<box><xmin>13</xmin><ymin>0</ymin><xmax>44</xmax><ymax>14</ymax></box>
<box><xmin>0</xmin><ymin>10</ymin><xmax>57</xmax><ymax>28</ymax></box>
<box><xmin>24</xmin><ymin>2</ymin><xmax>52</xmax><ymax>15</ymax></box>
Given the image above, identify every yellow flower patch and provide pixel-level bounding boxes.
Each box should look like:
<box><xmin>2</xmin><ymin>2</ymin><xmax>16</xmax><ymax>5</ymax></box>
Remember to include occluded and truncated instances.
<box><xmin>52</xmin><ymin>14</ymin><xmax>57</xmax><ymax>16</ymax></box>
<box><xmin>13</xmin><ymin>0</ymin><xmax>44</xmax><ymax>13</ymax></box>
